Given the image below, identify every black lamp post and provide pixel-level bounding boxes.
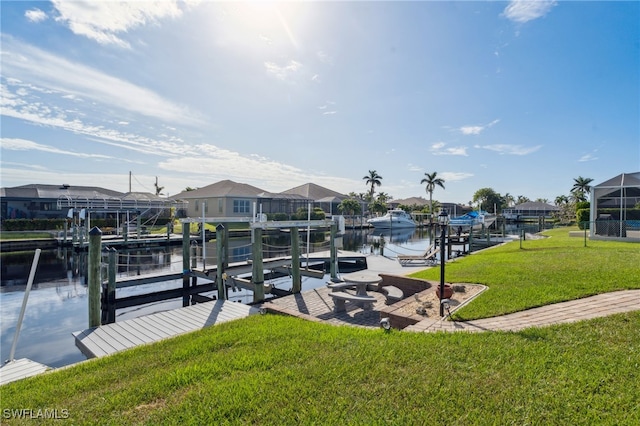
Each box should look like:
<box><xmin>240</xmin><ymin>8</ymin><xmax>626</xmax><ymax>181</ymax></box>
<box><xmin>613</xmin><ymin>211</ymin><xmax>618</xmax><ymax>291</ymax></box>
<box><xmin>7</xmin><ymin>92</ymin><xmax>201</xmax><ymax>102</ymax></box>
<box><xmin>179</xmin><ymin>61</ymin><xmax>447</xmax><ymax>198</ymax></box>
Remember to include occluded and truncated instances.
<box><xmin>438</xmin><ymin>209</ymin><xmax>449</xmax><ymax>317</ymax></box>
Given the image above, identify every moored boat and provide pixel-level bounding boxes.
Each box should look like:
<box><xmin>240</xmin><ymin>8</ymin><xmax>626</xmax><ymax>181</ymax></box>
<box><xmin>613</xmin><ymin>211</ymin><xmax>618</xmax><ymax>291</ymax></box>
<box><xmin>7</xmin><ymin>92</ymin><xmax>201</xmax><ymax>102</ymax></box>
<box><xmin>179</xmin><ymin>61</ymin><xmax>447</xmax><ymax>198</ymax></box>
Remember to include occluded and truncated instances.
<box><xmin>367</xmin><ymin>209</ymin><xmax>417</xmax><ymax>229</ymax></box>
<box><xmin>449</xmin><ymin>210</ymin><xmax>494</xmax><ymax>227</ymax></box>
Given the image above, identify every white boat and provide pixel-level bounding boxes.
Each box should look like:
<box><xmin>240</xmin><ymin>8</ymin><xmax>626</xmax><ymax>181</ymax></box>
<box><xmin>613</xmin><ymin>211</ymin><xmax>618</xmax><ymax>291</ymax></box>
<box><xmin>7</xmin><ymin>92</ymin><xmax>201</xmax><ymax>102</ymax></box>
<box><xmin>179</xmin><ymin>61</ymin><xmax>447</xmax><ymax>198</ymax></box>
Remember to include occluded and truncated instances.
<box><xmin>367</xmin><ymin>209</ymin><xmax>417</xmax><ymax>229</ymax></box>
<box><xmin>449</xmin><ymin>210</ymin><xmax>495</xmax><ymax>228</ymax></box>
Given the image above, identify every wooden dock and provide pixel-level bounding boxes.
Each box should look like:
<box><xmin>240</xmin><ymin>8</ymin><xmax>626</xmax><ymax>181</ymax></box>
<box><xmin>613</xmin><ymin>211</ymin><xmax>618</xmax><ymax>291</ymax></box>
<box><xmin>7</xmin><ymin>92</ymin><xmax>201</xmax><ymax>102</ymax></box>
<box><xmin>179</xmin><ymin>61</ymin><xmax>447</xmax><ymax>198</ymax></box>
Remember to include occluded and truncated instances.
<box><xmin>0</xmin><ymin>358</ymin><xmax>50</xmax><ymax>386</ymax></box>
<box><xmin>73</xmin><ymin>300</ymin><xmax>259</xmax><ymax>358</ymax></box>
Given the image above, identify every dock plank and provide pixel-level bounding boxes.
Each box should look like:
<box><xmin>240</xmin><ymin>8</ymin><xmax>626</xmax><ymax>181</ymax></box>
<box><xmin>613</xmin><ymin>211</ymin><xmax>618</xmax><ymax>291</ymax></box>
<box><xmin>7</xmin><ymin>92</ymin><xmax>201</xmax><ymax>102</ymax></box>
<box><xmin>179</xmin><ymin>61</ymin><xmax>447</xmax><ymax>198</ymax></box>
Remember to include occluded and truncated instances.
<box><xmin>1</xmin><ymin>359</ymin><xmax>50</xmax><ymax>386</ymax></box>
<box><xmin>74</xmin><ymin>300</ymin><xmax>259</xmax><ymax>358</ymax></box>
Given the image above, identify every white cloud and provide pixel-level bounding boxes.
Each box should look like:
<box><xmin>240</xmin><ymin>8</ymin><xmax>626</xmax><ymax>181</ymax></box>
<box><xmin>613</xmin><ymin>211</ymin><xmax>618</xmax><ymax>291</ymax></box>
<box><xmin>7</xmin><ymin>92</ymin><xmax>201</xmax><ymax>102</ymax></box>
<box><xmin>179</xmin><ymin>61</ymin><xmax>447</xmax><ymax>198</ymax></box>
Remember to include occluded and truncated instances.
<box><xmin>317</xmin><ymin>50</ymin><xmax>333</xmax><ymax>64</ymax></box>
<box><xmin>431</xmin><ymin>142</ymin><xmax>468</xmax><ymax>156</ymax></box>
<box><xmin>503</xmin><ymin>0</ymin><xmax>557</xmax><ymax>23</ymax></box>
<box><xmin>1</xmin><ymin>36</ymin><xmax>205</xmax><ymax>126</ymax></box>
<box><xmin>460</xmin><ymin>126</ymin><xmax>484</xmax><ymax>135</ymax></box>
<box><xmin>25</xmin><ymin>8</ymin><xmax>48</xmax><ymax>23</ymax></box>
<box><xmin>578</xmin><ymin>153</ymin><xmax>598</xmax><ymax>162</ymax></box>
<box><xmin>264</xmin><ymin>60</ymin><xmax>303</xmax><ymax>81</ymax></box>
<box><xmin>51</xmin><ymin>0</ymin><xmax>194</xmax><ymax>49</ymax></box>
<box><xmin>158</xmin><ymin>145</ymin><xmax>359</xmax><ymax>193</ymax></box>
<box><xmin>1</xmin><ymin>89</ymin><xmax>186</xmax><ymax>158</ymax></box>
<box><xmin>440</xmin><ymin>172</ymin><xmax>474</xmax><ymax>182</ymax></box>
<box><xmin>459</xmin><ymin>119</ymin><xmax>500</xmax><ymax>135</ymax></box>
<box><xmin>475</xmin><ymin>144</ymin><xmax>542</xmax><ymax>155</ymax></box>
<box><xmin>1</xmin><ymin>137</ymin><xmax>114</xmax><ymax>159</ymax></box>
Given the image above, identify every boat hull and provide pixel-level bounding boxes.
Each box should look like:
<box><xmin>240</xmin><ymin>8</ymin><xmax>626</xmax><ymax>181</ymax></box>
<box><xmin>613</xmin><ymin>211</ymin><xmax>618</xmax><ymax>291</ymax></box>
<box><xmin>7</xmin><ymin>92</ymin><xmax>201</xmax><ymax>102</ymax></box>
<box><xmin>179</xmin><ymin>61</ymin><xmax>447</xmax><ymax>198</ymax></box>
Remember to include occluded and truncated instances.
<box><xmin>367</xmin><ymin>221</ymin><xmax>416</xmax><ymax>229</ymax></box>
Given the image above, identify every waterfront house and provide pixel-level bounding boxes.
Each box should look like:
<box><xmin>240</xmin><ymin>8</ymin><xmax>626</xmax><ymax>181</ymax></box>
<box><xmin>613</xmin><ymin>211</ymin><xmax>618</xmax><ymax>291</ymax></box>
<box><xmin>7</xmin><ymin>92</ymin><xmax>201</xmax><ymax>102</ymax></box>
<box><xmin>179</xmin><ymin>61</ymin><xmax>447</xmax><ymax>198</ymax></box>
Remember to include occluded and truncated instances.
<box><xmin>170</xmin><ymin>180</ymin><xmax>313</xmax><ymax>219</ymax></box>
<box><xmin>502</xmin><ymin>201</ymin><xmax>559</xmax><ymax>221</ymax></box>
<box><xmin>1</xmin><ymin>183</ymin><xmax>123</xmax><ymax>220</ymax></box>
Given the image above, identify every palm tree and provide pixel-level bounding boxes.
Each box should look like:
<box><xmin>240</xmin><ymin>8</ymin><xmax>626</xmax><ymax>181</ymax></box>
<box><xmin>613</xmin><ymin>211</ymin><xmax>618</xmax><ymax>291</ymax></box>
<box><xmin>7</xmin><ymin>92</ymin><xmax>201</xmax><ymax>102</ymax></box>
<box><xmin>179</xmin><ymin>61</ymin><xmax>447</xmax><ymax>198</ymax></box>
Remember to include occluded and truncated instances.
<box><xmin>420</xmin><ymin>172</ymin><xmax>445</xmax><ymax>217</ymax></box>
<box><xmin>363</xmin><ymin>170</ymin><xmax>382</xmax><ymax>198</ymax></box>
<box><xmin>571</xmin><ymin>176</ymin><xmax>594</xmax><ymax>202</ymax></box>
<box><xmin>503</xmin><ymin>193</ymin><xmax>515</xmax><ymax>208</ymax></box>
<box><xmin>376</xmin><ymin>192</ymin><xmax>391</xmax><ymax>205</ymax></box>
<box><xmin>555</xmin><ymin>195</ymin><xmax>569</xmax><ymax>205</ymax></box>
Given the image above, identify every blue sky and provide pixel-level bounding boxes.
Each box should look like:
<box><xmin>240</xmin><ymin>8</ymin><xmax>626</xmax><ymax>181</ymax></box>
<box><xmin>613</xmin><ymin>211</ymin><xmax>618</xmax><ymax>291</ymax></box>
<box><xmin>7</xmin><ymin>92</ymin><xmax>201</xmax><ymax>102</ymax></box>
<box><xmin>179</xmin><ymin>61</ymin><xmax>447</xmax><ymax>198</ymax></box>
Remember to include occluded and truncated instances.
<box><xmin>1</xmin><ymin>1</ymin><xmax>638</xmax><ymax>204</ymax></box>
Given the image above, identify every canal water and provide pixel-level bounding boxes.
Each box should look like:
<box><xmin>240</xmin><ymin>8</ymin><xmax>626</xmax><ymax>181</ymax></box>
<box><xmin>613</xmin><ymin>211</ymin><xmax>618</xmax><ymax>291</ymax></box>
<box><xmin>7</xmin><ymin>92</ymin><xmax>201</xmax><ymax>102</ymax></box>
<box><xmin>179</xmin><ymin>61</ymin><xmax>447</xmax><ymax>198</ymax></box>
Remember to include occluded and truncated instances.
<box><xmin>0</xmin><ymin>224</ymin><xmax>536</xmax><ymax>368</ymax></box>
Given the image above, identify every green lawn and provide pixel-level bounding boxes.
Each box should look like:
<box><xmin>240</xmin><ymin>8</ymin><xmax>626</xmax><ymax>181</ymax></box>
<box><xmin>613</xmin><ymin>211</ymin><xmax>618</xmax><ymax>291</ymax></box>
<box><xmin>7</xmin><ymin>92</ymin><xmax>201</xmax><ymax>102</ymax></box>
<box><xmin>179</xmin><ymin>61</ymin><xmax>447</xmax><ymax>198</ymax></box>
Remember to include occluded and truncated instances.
<box><xmin>2</xmin><ymin>313</ymin><xmax>639</xmax><ymax>425</ymax></box>
<box><xmin>0</xmin><ymin>232</ymin><xmax>53</xmax><ymax>240</ymax></box>
<box><xmin>412</xmin><ymin>227</ymin><xmax>640</xmax><ymax>320</ymax></box>
<box><xmin>2</xmin><ymin>227</ymin><xmax>639</xmax><ymax>425</ymax></box>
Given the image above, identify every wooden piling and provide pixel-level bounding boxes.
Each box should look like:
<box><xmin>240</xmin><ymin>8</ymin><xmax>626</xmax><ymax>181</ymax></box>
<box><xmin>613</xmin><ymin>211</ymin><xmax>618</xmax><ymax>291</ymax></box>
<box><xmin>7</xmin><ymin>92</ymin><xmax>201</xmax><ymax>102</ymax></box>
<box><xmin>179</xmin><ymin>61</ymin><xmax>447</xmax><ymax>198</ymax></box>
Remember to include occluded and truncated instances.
<box><xmin>190</xmin><ymin>242</ymin><xmax>197</xmax><ymax>301</ymax></box>
<box><xmin>252</xmin><ymin>227</ymin><xmax>265</xmax><ymax>302</ymax></box>
<box><xmin>291</xmin><ymin>227</ymin><xmax>301</xmax><ymax>293</ymax></box>
<box><xmin>216</xmin><ymin>224</ymin><xmax>226</xmax><ymax>300</ymax></box>
<box><xmin>88</xmin><ymin>227</ymin><xmax>102</xmax><ymax>328</ymax></box>
<box><xmin>330</xmin><ymin>222</ymin><xmax>338</xmax><ymax>281</ymax></box>
<box><xmin>182</xmin><ymin>225</ymin><xmax>190</xmax><ymax>307</ymax></box>
<box><xmin>104</xmin><ymin>248</ymin><xmax>117</xmax><ymax>324</ymax></box>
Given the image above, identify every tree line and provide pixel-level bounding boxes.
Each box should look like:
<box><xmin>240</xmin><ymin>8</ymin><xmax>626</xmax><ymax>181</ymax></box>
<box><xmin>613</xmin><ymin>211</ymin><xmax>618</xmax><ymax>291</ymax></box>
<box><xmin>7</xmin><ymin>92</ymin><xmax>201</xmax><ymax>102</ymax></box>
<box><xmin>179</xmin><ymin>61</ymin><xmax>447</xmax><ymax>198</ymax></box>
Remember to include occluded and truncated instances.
<box><xmin>337</xmin><ymin>171</ymin><xmax>599</xmax><ymax>222</ymax></box>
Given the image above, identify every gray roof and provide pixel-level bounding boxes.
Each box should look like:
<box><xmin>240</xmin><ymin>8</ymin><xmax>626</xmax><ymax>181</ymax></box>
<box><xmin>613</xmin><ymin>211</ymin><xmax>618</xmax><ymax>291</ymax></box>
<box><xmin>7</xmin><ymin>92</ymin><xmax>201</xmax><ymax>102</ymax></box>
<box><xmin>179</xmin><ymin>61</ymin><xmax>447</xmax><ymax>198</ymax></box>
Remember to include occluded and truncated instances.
<box><xmin>394</xmin><ymin>196</ymin><xmax>429</xmax><ymax>206</ymax></box>
<box><xmin>594</xmin><ymin>172</ymin><xmax>640</xmax><ymax>189</ymax></box>
<box><xmin>0</xmin><ymin>184</ymin><xmax>123</xmax><ymax>200</ymax></box>
<box><xmin>171</xmin><ymin>180</ymin><xmax>267</xmax><ymax>199</ymax></box>
<box><xmin>281</xmin><ymin>183</ymin><xmax>347</xmax><ymax>201</ymax></box>
<box><xmin>513</xmin><ymin>201</ymin><xmax>559</xmax><ymax>211</ymax></box>
<box><xmin>593</xmin><ymin>172</ymin><xmax>640</xmax><ymax>199</ymax></box>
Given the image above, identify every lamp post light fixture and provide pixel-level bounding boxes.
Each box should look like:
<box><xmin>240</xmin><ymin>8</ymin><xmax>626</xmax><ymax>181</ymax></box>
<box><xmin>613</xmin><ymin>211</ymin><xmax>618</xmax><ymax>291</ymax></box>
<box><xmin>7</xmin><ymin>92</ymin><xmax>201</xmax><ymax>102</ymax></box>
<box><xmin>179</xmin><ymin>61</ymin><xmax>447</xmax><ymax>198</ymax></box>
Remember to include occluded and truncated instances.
<box><xmin>438</xmin><ymin>209</ymin><xmax>449</xmax><ymax>317</ymax></box>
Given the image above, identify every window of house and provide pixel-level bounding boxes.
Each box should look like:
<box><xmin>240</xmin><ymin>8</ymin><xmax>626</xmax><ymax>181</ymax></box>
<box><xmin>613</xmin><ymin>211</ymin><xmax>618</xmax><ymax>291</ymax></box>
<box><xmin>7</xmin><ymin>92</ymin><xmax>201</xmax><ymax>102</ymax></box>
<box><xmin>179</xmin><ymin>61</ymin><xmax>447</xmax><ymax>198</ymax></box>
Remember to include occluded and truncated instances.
<box><xmin>218</xmin><ymin>199</ymin><xmax>223</xmax><ymax>213</ymax></box>
<box><xmin>233</xmin><ymin>199</ymin><xmax>251</xmax><ymax>214</ymax></box>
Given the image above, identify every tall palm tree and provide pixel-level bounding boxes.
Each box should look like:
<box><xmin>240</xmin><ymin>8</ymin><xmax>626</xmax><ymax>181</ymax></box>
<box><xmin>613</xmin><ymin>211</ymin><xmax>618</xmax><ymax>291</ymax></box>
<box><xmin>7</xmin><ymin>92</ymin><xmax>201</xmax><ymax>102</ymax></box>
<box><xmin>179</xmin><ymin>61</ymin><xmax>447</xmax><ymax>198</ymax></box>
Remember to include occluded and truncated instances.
<box><xmin>571</xmin><ymin>176</ymin><xmax>594</xmax><ymax>202</ymax></box>
<box><xmin>420</xmin><ymin>172</ymin><xmax>445</xmax><ymax>217</ymax></box>
<box><xmin>555</xmin><ymin>195</ymin><xmax>569</xmax><ymax>205</ymax></box>
<box><xmin>503</xmin><ymin>193</ymin><xmax>515</xmax><ymax>208</ymax></box>
<box><xmin>363</xmin><ymin>170</ymin><xmax>382</xmax><ymax>199</ymax></box>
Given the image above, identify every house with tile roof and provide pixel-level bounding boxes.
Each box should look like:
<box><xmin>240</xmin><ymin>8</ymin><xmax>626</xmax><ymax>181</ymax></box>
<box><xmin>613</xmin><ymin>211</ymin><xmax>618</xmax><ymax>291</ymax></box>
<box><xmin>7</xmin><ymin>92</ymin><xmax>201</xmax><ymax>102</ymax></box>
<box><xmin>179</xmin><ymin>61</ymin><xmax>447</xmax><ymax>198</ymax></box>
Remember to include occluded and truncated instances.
<box><xmin>171</xmin><ymin>180</ymin><xmax>313</xmax><ymax>219</ymax></box>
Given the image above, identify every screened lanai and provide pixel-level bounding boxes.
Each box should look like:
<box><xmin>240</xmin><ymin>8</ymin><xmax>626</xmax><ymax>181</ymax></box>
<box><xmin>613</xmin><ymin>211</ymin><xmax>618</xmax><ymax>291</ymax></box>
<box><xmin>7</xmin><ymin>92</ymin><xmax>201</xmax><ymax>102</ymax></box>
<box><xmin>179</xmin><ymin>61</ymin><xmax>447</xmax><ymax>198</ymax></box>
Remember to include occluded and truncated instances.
<box><xmin>590</xmin><ymin>172</ymin><xmax>640</xmax><ymax>240</ymax></box>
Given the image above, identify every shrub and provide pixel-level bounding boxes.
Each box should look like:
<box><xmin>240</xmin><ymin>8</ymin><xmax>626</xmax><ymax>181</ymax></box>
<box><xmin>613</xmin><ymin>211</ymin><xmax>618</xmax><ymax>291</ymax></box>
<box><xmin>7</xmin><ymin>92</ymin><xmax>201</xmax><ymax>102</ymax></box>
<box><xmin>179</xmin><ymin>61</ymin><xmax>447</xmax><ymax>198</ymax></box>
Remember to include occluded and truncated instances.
<box><xmin>576</xmin><ymin>209</ymin><xmax>590</xmax><ymax>229</ymax></box>
<box><xmin>575</xmin><ymin>201</ymin><xmax>590</xmax><ymax>211</ymax></box>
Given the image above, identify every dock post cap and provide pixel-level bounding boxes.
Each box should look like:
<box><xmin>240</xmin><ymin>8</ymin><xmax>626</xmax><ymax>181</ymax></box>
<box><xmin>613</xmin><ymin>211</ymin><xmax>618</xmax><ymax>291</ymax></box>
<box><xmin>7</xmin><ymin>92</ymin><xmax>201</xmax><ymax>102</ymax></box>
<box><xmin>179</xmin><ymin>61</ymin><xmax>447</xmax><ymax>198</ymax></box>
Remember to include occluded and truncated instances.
<box><xmin>89</xmin><ymin>226</ymin><xmax>102</xmax><ymax>235</ymax></box>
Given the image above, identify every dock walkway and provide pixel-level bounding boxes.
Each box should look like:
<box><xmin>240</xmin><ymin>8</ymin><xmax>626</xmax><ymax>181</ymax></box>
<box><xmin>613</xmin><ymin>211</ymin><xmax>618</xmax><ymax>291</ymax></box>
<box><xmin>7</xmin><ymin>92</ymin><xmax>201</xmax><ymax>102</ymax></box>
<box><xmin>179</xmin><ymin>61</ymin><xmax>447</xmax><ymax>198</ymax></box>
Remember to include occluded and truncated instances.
<box><xmin>73</xmin><ymin>300</ymin><xmax>259</xmax><ymax>359</ymax></box>
<box><xmin>0</xmin><ymin>359</ymin><xmax>50</xmax><ymax>386</ymax></box>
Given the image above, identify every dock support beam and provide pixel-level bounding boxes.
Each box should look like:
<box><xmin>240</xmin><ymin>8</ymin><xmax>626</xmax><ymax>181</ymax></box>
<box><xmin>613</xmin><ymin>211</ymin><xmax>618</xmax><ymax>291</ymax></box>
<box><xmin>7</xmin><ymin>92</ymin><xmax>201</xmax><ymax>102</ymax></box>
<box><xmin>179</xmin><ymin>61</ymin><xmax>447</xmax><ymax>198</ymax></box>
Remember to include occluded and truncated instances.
<box><xmin>330</xmin><ymin>222</ymin><xmax>338</xmax><ymax>281</ymax></box>
<box><xmin>252</xmin><ymin>227</ymin><xmax>265</xmax><ymax>302</ymax></box>
<box><xmin>182</xmin><ymin>225</ymin><xmax>190</xmax><ymax>307</ymax></box>
<box><xmin>291</xmin><ymin>227</ymin><xmax>301</xmax><ymax>293</ymax></box>
<box><xmin>88</xmin><ymin>227</ymin><xmax>102</xmax><ymax>328</ymax></box>
<box><xmin>102</xmin><ymin>248</ymin><xmax>117</xmax><ymax>324</ymax></box>
<box><xmin>216</xmin><ymin>224</ymin><xmax>226</xmax><ymax>300</ymax></box>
